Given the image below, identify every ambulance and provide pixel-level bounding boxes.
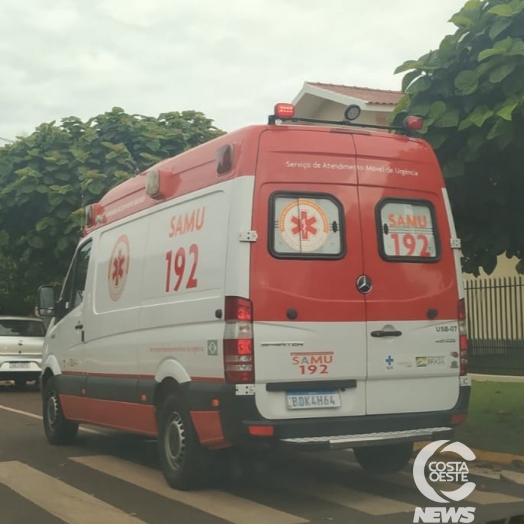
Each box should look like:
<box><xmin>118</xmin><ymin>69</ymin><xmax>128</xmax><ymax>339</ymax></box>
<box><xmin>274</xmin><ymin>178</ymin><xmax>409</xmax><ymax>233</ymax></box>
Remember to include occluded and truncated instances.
<box><xmin>36</xmin><ymin>103</ymin><xmax>471</xmax><ymax>491</ymax></box>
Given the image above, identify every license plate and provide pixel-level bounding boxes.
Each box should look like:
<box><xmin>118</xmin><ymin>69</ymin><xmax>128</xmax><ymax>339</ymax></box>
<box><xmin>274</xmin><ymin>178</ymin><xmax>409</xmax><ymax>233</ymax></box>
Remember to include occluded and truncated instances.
<box><xmin>9</xmin><ymin>362</ymin><xmax>30</xmax><ymax>369</ymax></box>
<box><xmin>286</xmin><ymin>390</ymin><xmax>341</xmax><ymax>410</ymax></box>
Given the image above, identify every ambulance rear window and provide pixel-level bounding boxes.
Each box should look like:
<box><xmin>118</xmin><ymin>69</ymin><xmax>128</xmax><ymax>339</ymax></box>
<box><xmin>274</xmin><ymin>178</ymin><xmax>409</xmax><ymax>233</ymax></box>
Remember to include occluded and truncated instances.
<box><xmin>269</xmin><ymin>193</ymin><xmax>344</xmax><ymax>259</ymax></box>
<box><xmin>377</xmin><ymin>199</ymin><xmax>440</xmax><ymax>262</ymax></box>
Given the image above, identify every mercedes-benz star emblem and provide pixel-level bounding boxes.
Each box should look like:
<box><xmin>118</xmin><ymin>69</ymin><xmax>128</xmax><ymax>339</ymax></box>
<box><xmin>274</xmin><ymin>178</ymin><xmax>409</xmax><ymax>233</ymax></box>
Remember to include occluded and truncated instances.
<box><xmin>356</xmin><ymin>275</ymin><xmax>372</xmax><ymax>294</ymax></box>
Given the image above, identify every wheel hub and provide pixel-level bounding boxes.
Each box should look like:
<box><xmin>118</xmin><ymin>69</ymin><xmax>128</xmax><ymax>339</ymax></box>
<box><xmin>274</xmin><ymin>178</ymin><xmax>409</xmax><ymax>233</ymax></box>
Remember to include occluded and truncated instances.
<box><xmin>47</xmin><ymin>393</ymin><xmax>58</xmax><ymax>428</ymax></box>
<box><xmin>165</xmin><ymin>412</ymin><xmax>186</xmax><ymax>471</ymax></box>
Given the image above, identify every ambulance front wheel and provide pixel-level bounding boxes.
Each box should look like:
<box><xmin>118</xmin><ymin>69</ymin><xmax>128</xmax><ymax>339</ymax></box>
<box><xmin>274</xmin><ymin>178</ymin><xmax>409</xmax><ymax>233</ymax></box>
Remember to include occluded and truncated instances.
<box><xmin>353</xmin><ymin>442</ymin><xmax>413</xmax><ymax>474</ymax></box>
<box><xmin>157</xmin><ymin>392</ymin><xmax>211</xmax><ymax>491</ymax></box>
<box><xmin>42</xmin><ymin>376</ymin><xmax>79</xmax><ymax>445</ymax></box>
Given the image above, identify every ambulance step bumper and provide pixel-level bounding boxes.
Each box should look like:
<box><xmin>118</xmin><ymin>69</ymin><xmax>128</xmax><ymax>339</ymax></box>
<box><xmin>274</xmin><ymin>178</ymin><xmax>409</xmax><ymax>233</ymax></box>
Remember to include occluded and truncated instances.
<box><xmin>279</xmin><ymin>426</ymin><xmax>453</xmax><ymax>450</ymax></box>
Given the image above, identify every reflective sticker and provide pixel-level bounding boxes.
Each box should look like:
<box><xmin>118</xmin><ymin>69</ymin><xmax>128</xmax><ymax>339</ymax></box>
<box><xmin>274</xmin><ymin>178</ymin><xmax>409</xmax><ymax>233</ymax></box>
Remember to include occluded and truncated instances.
<box><xmin>279</xmin><ymin>199</ymin><xmax>329</xmax><ymax>253</ymax></box>
<box><xmin>108</xmin><ymin>235</ymin><xmax>130</xmax><ymax>301</ymax></box>
<box><xmin>380</xmin><ymin>201</ymin><xmax>437</xmax><ymax>259</ymax></box>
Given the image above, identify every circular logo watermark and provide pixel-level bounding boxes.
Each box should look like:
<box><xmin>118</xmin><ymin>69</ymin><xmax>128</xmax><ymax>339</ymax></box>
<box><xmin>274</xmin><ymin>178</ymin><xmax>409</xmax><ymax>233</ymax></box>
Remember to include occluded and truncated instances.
<box><xmin>414</xmin><ymin>440</ymin><xmax>476</xmax><ymax>503</ymax></box>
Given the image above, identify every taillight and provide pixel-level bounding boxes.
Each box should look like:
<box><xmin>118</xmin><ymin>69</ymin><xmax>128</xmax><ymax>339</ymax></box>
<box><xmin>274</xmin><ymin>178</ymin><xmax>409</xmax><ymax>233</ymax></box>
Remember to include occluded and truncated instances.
<box><xmin>458</xmin><ymin>299</ymin><xmax>468</xmax><ymax>376</ymax></box>
<box><xmin>224</xmin><ymin>297</ymin><xmax>254</xmax><ymax>384</ymax></box>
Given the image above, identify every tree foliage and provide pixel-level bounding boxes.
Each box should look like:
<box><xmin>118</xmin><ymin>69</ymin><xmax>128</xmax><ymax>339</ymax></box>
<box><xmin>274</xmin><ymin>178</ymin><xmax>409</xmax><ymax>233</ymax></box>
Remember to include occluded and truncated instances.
<box><xmin>391</xmin><ymin>0</ymin><xmax>524</xmax><ymax>276</ymax></box>
<box><xmin>0</xmin><ymin>108</ymin><xmax>224</xmax><ymax>314</ymax></box>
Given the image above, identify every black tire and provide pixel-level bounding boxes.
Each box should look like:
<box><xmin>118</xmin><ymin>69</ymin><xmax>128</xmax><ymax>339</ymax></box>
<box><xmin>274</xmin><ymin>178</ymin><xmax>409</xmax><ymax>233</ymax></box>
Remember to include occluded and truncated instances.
<box><xmin>42</xmin><ymin>376</ymin><xmax>79</xmax><ymax>445</ymax></box>
<box><xmin>157</xmin><ymin>393</ymin><xmax>212</xmax><ymax>490</ymax></box>
<box><xmin>354</xmin><ymin>442</ymin><xmax>413</xmax><ymax>474</ymax></box>
<box><xmin>14</xmin><ymin>379</ymin><xmax>27</xmax><ymax>390</ymax></box>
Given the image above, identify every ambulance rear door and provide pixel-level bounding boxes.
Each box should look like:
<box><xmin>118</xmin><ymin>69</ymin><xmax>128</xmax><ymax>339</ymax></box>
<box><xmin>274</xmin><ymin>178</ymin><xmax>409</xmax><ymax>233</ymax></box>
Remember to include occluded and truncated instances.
<box><xmin>250</xmin><ymin>128</ymin><xmax>368</xmax><ymax>421</ymax></box>
<box><xmin>354</xmin><ymin>133</ymin><xmax>461</xmax><ymax>416</ymax></box>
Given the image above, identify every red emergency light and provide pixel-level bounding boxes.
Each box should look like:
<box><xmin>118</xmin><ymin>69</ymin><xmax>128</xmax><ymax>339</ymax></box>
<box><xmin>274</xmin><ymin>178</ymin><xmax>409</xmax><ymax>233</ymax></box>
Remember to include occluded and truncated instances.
<box><xmin>403</xmin><ymin>116</ymin><xmax>424</xmax><ymax>131</ymax></box>
<box><xmin>274</xmin><ymin>103</ymin><xmax>295</xmax><ymax>119</ymax></box>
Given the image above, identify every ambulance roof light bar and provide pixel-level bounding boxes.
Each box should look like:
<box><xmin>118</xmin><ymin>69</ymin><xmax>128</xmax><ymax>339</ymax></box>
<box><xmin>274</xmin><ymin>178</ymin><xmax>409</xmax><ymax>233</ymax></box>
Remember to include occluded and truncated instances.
<box><xmin>268</xmin><ymin>103</ymin><xmax>424</xmax><ymax>135</ymax></box>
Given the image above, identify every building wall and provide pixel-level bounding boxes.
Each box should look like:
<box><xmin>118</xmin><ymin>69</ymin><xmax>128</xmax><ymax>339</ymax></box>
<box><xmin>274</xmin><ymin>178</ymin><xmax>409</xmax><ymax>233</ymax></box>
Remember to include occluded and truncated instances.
<box><xmin>462</xmin><ymin>254</ymin><xmax>520</xmax><ymax>281</ymax></box>
<box><xmin>311</xmin><ymin>100</ymin><xmax>386</xmax><ymax>126</ymax></box>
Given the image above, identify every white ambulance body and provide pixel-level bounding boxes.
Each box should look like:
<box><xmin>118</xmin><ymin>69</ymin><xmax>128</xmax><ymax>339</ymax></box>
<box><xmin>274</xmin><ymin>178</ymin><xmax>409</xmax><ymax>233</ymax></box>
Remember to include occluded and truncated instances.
<box><xmin>37</xmin><ymin>104</ymin><xmax>470</xmax><ymax>490</ymax></box>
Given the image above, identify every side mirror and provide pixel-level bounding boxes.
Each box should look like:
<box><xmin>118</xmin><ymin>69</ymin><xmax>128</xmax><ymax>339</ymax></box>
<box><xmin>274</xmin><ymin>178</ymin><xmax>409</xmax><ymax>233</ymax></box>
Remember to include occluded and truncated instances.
<box><xmin>36</xmin><ymin>285</ymin><xmax>56</xmax><ymax>318</ymax></box>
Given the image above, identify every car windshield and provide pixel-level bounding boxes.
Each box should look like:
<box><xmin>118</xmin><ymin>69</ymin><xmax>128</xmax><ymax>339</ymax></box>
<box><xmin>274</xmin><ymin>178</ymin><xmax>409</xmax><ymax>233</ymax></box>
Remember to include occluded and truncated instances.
<box><xmin>0</xmin><ymin>319</ymin><xmax>46</xmax><ymax>337</ymax></box>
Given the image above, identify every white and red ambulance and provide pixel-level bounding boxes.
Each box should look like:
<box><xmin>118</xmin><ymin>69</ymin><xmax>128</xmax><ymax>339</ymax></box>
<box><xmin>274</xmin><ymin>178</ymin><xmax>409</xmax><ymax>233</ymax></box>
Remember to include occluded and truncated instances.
<box><xmin>36</xmin><ymin>103</ymin><xmax>470</xmax><ymax>491</ymax></box>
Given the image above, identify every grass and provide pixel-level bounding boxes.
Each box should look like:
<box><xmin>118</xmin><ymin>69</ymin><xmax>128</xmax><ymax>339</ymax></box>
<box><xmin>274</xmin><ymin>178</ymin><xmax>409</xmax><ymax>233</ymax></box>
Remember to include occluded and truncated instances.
<box><xmin>454</xmin><ymin>380</ymin><xmax>524</xmax><ymax>456</ymax></box>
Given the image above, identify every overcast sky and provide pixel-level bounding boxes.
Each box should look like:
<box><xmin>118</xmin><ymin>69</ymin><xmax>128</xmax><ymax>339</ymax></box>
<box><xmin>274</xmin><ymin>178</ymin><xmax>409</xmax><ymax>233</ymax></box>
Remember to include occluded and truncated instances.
<box><xmin>0</xmin><ymin>0</ymin><xmax>461</xmax><ymax>142</ymax></box>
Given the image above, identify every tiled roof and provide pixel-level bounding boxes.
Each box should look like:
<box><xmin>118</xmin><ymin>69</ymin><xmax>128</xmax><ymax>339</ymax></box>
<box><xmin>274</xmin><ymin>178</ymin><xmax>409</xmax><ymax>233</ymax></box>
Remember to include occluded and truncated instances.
<box><xmin>307</xmin><ymin>82</ymin><xmax>403</xmax><ymax>106</ymax></box>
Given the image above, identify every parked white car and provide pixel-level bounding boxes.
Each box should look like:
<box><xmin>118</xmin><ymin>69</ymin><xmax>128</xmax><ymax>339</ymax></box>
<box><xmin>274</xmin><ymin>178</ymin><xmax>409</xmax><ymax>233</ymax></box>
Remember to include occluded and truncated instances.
<box><xmin>0</xmin><ymin>316</ymin><xmax>46</xmax><ymax>388</ymax></box>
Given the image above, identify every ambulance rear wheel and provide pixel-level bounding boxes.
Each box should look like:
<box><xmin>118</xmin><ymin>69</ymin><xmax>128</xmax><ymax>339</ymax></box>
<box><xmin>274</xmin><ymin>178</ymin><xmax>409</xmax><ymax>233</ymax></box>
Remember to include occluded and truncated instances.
<box><xmin>43</xmin><ymin>376</ymin><xmax>79</xmax><ymax>445</ymax></box>
<box><xmin>353</xmin><ymin>442</ymin><xmax>413</xmax><ymax>474</ymax></box>
<box><xmin>158</xmin><ymin>393</ymin><xmax>210</xmax><ymax>491</ymax></box>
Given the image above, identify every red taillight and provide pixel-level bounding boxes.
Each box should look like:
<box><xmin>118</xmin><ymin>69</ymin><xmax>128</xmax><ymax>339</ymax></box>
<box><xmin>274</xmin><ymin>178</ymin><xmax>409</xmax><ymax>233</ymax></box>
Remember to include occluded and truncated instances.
<box><xmin>458</xmin><ymin>298</ymin><xmax>466</xmax><ymax>321</ymax></box>
<box><xmin>225</xmin><ymin>297</ymin><xmax>252</xmax><ymax>321</ymax></box>
<box><xmin>458</xmin><ymin>299</ymin><xmax>468</xmax><ymax>376</ymax></box>
<box><xmin>248</xmin><ymin>425</ymin><xmax>274</xmax><ymax>437</ymax></box>
<box><xmin>224</xmin><ymin>297</ymin><xmax>254</xmax><ymax>384</ymax></box>
<box><xmin>403</xmin><ymin>115</ymin><xmax>424</xmax><ymax>131</ymax></box>
<box><xmin>274</xmin><ymin>103</ymin><xmax>295</xmax><ymax>119</ymax></box>
<box><xmin>451</xmin><ymin>413</ymin><xmax>467</xmax><ymax>426</ymax></box>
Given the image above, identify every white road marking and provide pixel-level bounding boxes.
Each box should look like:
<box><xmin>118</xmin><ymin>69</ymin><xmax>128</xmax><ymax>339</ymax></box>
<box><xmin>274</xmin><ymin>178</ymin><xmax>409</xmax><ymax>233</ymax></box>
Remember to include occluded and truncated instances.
<box><xmin>0</xmin><ymin>461</ymin><xmax>146</xmax><ymax>524</ymax></box>
<box><xmin>377</xmin><ymin>471</ymin><xmax>524</xmax><ymax>505</ymax></box>
<box><xmin>71</xmin><ymin>455</ymin><xmax>308</xmax><ymax>524</ymax></box>
<box><xmin>297</xmin><ymin>452</ymin><xmax>523</xmax><ymax>506</ymax></box>
<box><xmin>500</xmin><ymin>470</ymin><xmax>524</xmax><ymax>486</ymax></box>
<box><xmin>0</xmin><ymin>404</ymin><xmax>101</xmax><ymax>434</ymax></box>
<box><xmin>468</xmin><ymin>466</ymin><xmax>502</xmax><ymax>480</ymax></box>
<box><xmin>271</xmin><ymin>474</ymin><xmax>415</xmax><ymax>515</ymax></box>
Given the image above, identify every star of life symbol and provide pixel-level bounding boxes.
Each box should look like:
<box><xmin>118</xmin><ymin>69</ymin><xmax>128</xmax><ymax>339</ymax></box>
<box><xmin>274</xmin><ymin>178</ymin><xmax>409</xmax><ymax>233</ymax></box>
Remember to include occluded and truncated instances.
<box><xmin>413</xmin><ymin>440</ymin><xmax>476</xmax><ymax>523</ymax></box>
<box><xmin>108</xmin><ymin>235</ymin><xmax>130</xmax><ymax>301</ymax></box>
<box><xmin>279</xmin><ymin>199</ymin><xmax>329</xmax><ymax>252</ymax></box>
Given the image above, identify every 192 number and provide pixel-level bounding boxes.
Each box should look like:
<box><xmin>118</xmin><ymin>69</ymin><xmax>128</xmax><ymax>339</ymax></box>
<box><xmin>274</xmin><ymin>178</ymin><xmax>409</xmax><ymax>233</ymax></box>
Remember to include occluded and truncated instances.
<box><xmin>299</xmin><ymin>364</ymin><xmax>328</xmax><ymax>375</ymax></box>
<box><xmin>391</xmin><ymin>233</ymin><xmax>431</xmax><ymax>257</ymax></box>
<box><xmin>165</xmin><ymin>244</ymin><xmax>199</xmax><ymax>292</ymax></box>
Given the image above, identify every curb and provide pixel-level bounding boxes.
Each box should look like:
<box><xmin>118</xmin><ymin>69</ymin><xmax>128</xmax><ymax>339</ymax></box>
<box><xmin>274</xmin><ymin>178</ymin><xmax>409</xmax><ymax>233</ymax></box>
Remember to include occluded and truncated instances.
<box><xmin>413</xmin><ymin>441</ymin><xmax>524</xmax><ymax>467</ymax></box>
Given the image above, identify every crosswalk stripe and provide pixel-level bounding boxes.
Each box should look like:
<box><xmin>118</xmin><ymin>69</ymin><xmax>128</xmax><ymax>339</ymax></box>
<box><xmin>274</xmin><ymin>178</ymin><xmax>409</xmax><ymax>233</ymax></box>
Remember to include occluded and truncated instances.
<box><xmin>376</xmin><ymin>471</ymin><xmax>524</xmax><ymax>505</ymax></box>
<box><xmin>0</xmin><ymin>461</ymin><xmax>146</xmax><ymax>524</ymax></box>
<box><xmin>70</xmin><ymin>455</ymin><xmax>308</xmax><ymax>524</ymax></box>
<box><xmin>271</xmin><ymin>475</ymin><xmax>415</xmax><ymax>515</ymax></box>
<box><xmin>294</xmin><ymin>452</ymin><xmax>524</xmax><ymax>506</ymax></box>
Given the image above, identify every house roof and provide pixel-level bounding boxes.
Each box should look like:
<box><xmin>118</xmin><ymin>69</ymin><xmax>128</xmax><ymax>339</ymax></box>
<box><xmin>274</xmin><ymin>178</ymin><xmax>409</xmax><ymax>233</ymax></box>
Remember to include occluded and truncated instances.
<box><xmin>306</xmin><ymin>82</ymin><xmax>403</xmax><ymax>106</ymax></box>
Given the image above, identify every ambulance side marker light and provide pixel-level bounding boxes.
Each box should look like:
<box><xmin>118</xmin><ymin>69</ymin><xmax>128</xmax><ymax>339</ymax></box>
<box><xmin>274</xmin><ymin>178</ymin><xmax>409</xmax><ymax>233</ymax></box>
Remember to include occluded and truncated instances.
<box><xmin>216</xmin><ymin>144</ymin><xmax>234</xmax><ymax>175</ymax></box>
<box><xmin>85</xmin><ymin>203</ymin><xmax>104</xmax><ymax>227</ymax></box>
<box><xmin>403</xmin><ymin>116</ymin><xmax>424</xmax><ymax>131</ymax></box>
<box><xmin>145</xmin><ymin>168</ymin><xmax>171</xmax><ymax>199</ymax></box>
<box><xmin>458</xmin><ymin>298</ymin><xmax>469</xmax><ymax>376</ymax></box>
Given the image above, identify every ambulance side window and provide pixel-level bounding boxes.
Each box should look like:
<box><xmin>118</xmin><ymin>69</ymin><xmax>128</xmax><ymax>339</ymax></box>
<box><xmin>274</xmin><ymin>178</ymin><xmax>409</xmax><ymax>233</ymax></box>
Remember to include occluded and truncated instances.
<box><xmin>269</xmin><ymin>193</ymin><xmax>345</xmax><ymax>259</ymax></box>
<box><xmin>61</xmin><ymin>240</ymin><xmax>92</xmax><ymax>315</ymax></box>
<box><xmin>377</xmin><ymin>199</ymin><xmax>440</xmax><ymax>262</ymax></box>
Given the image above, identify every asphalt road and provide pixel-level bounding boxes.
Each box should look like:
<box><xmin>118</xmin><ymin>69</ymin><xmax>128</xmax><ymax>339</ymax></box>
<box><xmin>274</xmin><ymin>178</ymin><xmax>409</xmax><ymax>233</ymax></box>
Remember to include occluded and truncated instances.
<box><xmin>0</xmin><ymin>383</ymin><xmax>523</xmax><ymax>524</ymax></box>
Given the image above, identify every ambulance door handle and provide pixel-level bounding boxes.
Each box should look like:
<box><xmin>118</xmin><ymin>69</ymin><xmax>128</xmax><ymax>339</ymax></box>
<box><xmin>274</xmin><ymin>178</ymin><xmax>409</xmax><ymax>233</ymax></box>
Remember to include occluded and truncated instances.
<box><xmin>371</xmin><ymin>330</ymin><xmax>402</xmax><ymax>338</ymax></box>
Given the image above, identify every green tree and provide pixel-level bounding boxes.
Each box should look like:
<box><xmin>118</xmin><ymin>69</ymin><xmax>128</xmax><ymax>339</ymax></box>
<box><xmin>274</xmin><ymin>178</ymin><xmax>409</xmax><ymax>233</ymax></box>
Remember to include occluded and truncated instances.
<box><xmin>391</xmin><ymin>0</ymin><xmax>524</xmax><ymax>276</ymax></box>
<box><xmin>0</xmin><ymin>108</ymin><xmax>224</xmax><ymax>312</ymax></box>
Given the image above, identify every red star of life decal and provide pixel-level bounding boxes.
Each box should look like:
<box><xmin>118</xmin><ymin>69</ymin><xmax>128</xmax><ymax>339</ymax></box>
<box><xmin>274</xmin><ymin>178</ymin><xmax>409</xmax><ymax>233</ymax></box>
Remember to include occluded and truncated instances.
<box><xmin>112</xmin><ymin>250</ymin><xmax>125</xmax><ymax>286</ymax></box>
<box><xmin>291</xmin><ymin>211</ymin><xmax>318</xmax><ymax>240</ymax></box>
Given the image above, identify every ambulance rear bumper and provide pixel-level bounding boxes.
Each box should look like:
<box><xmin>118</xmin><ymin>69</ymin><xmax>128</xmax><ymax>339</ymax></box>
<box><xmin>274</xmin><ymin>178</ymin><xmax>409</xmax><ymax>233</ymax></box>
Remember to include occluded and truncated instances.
<box><xmin>277</xmin><ymin>427</ymin><xmax>453</xmax><ymax>451</ymax></box>
<box><xmin>184</xmin><ymin>381</ymin><xmax>470</xmax><ymax>450</ymax></box>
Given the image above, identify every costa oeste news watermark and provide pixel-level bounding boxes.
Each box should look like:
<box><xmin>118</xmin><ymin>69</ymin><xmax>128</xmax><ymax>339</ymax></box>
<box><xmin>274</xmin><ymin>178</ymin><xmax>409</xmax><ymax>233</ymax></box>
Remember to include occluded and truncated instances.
<box><xmin>413</xmin><ymin>440</ymin><xmax>476</xmax><ymax>523</ymax></box>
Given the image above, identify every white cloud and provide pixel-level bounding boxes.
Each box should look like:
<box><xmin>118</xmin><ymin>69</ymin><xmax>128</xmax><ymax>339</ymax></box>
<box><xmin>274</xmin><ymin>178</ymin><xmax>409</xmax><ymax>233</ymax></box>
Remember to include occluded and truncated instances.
<box><xmin>0</xmin><ymin>0</ymin><xmax>460</xmax><ymax>141</ymax></box>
